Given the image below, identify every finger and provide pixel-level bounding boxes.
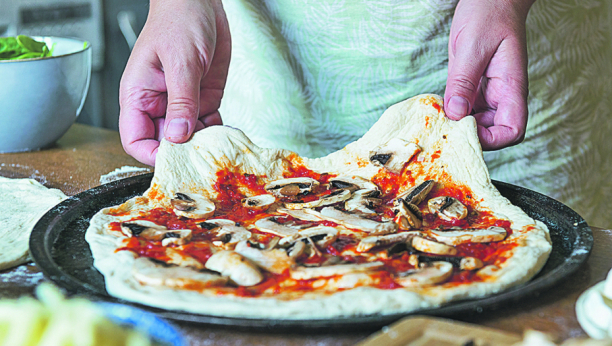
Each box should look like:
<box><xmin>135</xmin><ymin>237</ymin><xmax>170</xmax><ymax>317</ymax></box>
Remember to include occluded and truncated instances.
<box><xmin>477</xmin><ymin>119</ymin><xmax>525</xmax><ymax>151</ymax></box>
<box><xmin>479</xmin><ymin>40</ymin><xmax>528</xmax><ymax>150</ymax></box>
<box><xmin>202</xmin><ymin>111</ymin><xmax>222</xmax><ymax>126</ymax></box>
<box><xmin>161</xmin><ymin>53</ymin><xmax>205</xmax><ymax>143</ymax></box>
<box><xmin>477</xmin><ymin>97</ymin><xmax>527</xmax><ymax>150</ymax></box>
<box><xmin>444</xmin><ymin>29</ymin><xmax>497</xmax><ymax>120</ymax></box>
<box><xmin>119</xmin><ymin>108</ymin><xmax>159</xmax><ymax>166</ymax></box>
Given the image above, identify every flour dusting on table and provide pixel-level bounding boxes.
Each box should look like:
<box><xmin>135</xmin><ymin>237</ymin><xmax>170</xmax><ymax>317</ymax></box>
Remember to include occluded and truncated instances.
<box><xmin>99</xmin><ymin>166</ymin><xmax>151</xmax><ymax>184</ymax></box>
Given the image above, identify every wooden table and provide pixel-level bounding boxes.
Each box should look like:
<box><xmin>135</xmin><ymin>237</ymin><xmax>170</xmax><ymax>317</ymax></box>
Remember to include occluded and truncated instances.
<box><xmin>0</xmin><ymin>123</ymin><xmax>609</xmax><ymax>345</ymax></box>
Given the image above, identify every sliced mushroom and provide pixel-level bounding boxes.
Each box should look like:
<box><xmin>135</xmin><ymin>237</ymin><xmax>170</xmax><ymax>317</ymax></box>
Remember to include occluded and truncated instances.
<box><xmin>328</xmin><ymin>175</ymin><xmax>379</xmax><ymax>192</ymax></box>
<box><xmin>276</xmin><ymin>208</ymin><xmax>323</xmax><ymax>222</ymax></box>
<box><xmin>417</xmin><ymin>255</ymin><xmax>484</xmax><ymax>271</ymax></box>
<box><xmin>234</xmin><ymin>241</ymin><xmax>294</xmax><ymax>274</ymax></box>
<box><xmin>253</xmin><ymin>217</ymin><xmax>299</xmax><ymax>237</ymax></box>
<box><xmin>476</xmin><ymin>265</ymin><xmax>501</xmax><ymax>279</ymax></box>
<box><xmin>171</xmin><ymin>192</ymin><xmax>216</xmax><ymax>219</ymax></box>
<box><xmin>287</xmin><ymin>241</ymin><xmax>306</xmax><ymax>259</ymax></box>
<box><xmin>165</xmin><ymin>247</ymin><xmax>204</xmax><ymax>269</ymax></box>
<box><xmin>278</xmin><ymin>226</ymin><xmax>339</xmax><ymax>249</ymax></box>
<box><xmin>264</xmin><ymin>177</ymin><xmax>319</xmax><ymax>197</ymax></box>
<box><xmin>241</xmin><ymin>194</ymin><xmax>276</xmax><ymax>210</ymax></box>
<box><xmin>411</xmin><ymin>236</ymin><xmax>457</xmax><ymax>256</ymax></box>
<box><xmin>345</xmin><ymin>191</ymin><xmax>382</xmax><ymax>216</ymax></box>
<box><xmin>459</xmin><ymin>257</ymin><xmax>484</xmax><ymax>271</ymax></box>
<box><xmin>290</xmin><ymin>261</ymin><xmax>384</xmax><ymax>280</ymax></box>
<box><xmin>395</xmin><ymin>261</ymin><xmax>454</xmax><ymax>287</ymax></box>
<box><xmin>369</xmin><ymin>138</ymin><xmax>421</xmax><ymax>175</ymax></box>
<box><xmin>132</xmin><ymin>258</ymin><xmax>228</xmax><ymax>289</ymax></box>
<box><xmin>392</xmin><ymin>199</ymin><xmax>423</xmax><ymax>230</ymax></box>
<box><xmin>428</xmin><ymin>196</ymin><xmax>468</xmax><ymax>221</ymax></box>
<box><xmin>199</xmin><ymin>219</ymin><xmax>235</xmax><ymax>231</ymax></box>
<box><xmin>161</xmin><ymin>229</ymin><xmax>193</xmax><ymax>246</ymax></box>
<box><xmin>429</xmin><ymin>226</ymin><xmax>507</xmax><ymax>246</ymax></box>
<box><xmin>204</xmin><ymin>250</ymin><xmax>263</xmax><ymax>286</ymax></box>
<box><xmin>307</xmin><ymin>207</ymin><xmax>398</xmax><ymax>235</ymax></box>
<box><xmin>120</xmin><ymin>220</ymin><xmax>166</xmax><ymax>238</ymax></box>
<box><xmin>284</xmin><ymin>189</ymin><xmax>352</xmax><ymax>210</ymax></box>
<box><xmin>396</xmin><ymin>180</ymin><xmax>435</xmax><ymax>205</ymax></box>
<box><xmin>356</xmin><ymin>232</ymin><xmax>419</xmax><ymax>252</ymax></box>
<box><xmin>212</xmin><ymin>224</ymin><xmax>252</xmax><ymax>249</ymax></box>
<box><xmin>120</xmin><ymin>221</ymin><xmax>192</xmax><ymax>245</ymax></box>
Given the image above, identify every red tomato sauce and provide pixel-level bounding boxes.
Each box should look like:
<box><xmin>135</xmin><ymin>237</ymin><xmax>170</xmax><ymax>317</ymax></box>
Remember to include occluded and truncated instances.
<box><xmin>117</xmin><ymin>237</ymin><xmax>168</xmax><ymax>261</ymax></box>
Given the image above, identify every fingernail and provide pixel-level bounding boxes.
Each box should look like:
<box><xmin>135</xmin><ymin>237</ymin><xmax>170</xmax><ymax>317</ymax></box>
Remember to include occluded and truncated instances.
<box><xmin>166</xmin><ymin>118</ymin><xmax>189</xmax><ymax>138</ymax></box>
<box><xmin>447</xmin><ymin>96</ymin><xmax>469</xmax><ymax>119</ymax></box>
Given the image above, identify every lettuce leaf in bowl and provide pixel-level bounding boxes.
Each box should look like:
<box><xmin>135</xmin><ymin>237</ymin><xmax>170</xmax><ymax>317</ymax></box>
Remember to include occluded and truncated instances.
<box><xmin>0</xmin><ymin>36</ymin><xmax>53</xmax><ymax>60</ymax></box>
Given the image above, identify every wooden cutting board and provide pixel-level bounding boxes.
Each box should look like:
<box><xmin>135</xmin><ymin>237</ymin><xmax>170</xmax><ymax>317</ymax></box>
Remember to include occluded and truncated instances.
<box><xmin>356</xmin><ymin>316</ymin><xmax>522</xmax><ymax>346</ymax></box>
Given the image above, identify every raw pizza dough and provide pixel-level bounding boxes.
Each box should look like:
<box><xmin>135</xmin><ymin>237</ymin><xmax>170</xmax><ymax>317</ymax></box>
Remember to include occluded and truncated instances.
<box><xmin>0</xmin><ymin>177</ymin><xmax>66</xmax><ymax>270</ymax></box>
<box><xmin>85</xmin><ymin>94</ymin><xmax>552</xmax><ymax>319</ymax></box>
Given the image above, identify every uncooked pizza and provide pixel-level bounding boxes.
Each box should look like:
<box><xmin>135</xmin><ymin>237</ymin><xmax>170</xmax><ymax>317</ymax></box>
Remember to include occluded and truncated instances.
<box><xmin>85</xmin><ymin>94</ymin><xmax>552</xmax><ymax>319</ymax></box>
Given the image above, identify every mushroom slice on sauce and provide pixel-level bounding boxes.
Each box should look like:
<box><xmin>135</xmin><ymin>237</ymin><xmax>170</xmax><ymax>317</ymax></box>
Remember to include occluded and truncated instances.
<box><xmin>253</xmin><ymin>216</ymin><xmax>299</xmax><ymax>237</ymax></box>
<box><xmin>165</xmin><ymin>247</ymin><xmax>204</xmax><ymax>269</ymax></box>
<box><xmin>356</xmin><ymin>232</ymin><xmax>419</xmax><ymax>252</ymax></box>
<box><xmin>476</xmin><ymin>265</ymin><xmax>501</xmax><ymax>279</ymax></box>
<box><xmin>132</xmin><ymin>258</ymin><xmax>228</xmax><ymax>289</ymax></box>
<box><xmin>411</xmin><ymin>236</ymin><xmax>457</xmax><ymax>256</ymax></box>
<box><xmin>429</xmin><ymin>226</ymin><xmax>507</xmax><ymax>246</ymax></box>
<box><xmin>204</xmin><ymin>250</ymin><xmax>263</xmax><ymax>286</ymax></box>
<box><xmin>345</xmin><ymin>190</ymin><xmax>382</xmax><ymax>216</ymax></box>
<box><xmin>395</xmin><ymin>261</ymin><xmax>453</xmax><ymax>287</ymax></box>
<box><xmin>418</xmin><ymin>255</ymin><xmax>484</xmax><ymax>271</ymax></box>
<box><xmin>284</xmin><ymin>189</ymin><xmax>352</xmax><ymax>210</ymax></box>
<box><xmin>171</xmin><ymin>192</ymin><xmax>216</xmax><ymax>219</ymax></box>
<box><xmin>278</xmin><ymin>226</ymin><xmax>339</xmax><ymax>249</ymax></box>
<box><xmin>234</xmin><ymin>241</ymin><xmax>294</xmax><ymax>274</ymax></box>
<box><xmin>290</xmin><ymin>261</ymin><xmax>384</xmax><ymax>280</ymax></box>
<box><xmin>264</xmin><ymin>177</ymin><xmax>320</xmax><ymax>197</ymax></box>
<box><xmin>369</xmin><ymin>138</ymin><xmax>421</xmax><ymax>175</ymax></box>
<box><xmin>212</xmin><ymin>224</ymin><xmax>252</xmax><ymax>249</ymax></box>
<box><xmin>392</xmin><ymin>199</ymin><xmax>423</xmax><ymax>230</ymax></box>
<box><xmin>396</xmin><ymin>180</ymin><xmax>435</xmax><ymax>205</ymax></box>
<box><xmin>328</xmin><ymin>175</ymin><xmax>380</xmax><ymax>192</ymax></box>
<box><xmin>160</xmin><ymin>229</ymin><xmax>193</xmax><ymax>246</ymax></box>
<box><xmin>286</xmin><ymin>241</ymin><xmax>307</xmax><ymax>259</ymax></box>
<box><xmin>428</xmin><ymin>196</ymin><xmax>468</xmax><ymax>221</ymax></box>
<box><xmin>120</xmin><ymin>220</ymin><xmax>166</xmax><ymax>238</ymax></box>
<box><xmin>199</xmin><ymin>219</ymin><xmax>235</xmax><ymax>231</ymax></box>
<box><xmin>120</xmin><ymin>220</ymin><xmax>192</xmax><ymax>244</ymax></box>
<box><xmin>241</xmin><ymin>194</ymin><xmax>276</xmax><ymax>210</ymax></box>
<box><xmin>276</xmin><ymin>208</ymin><xmax>323</xmax><ymax>222</ymax></box>
<box><xmin>308</xmin><ymin>207</ymin><xmax>398</xmax><ymax>235</ymax></box>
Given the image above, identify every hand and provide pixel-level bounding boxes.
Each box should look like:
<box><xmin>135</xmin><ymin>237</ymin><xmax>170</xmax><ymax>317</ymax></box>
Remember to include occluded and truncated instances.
<box><xmin>118</xmin><ymin>0</ymin><xmax>231</xmax><ymax>165</ymax></box>
<box><xmin>444</xmin><ymin>0</ymin><xmax>534</xmax><ymax>150</ymax></box>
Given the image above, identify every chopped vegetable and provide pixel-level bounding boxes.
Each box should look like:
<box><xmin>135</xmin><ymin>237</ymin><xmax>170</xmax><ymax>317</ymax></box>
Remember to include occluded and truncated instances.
<box><xmin>0</xmin><ymin>283</ymin><xmax>152</xmax><ymax>346</ymax></box>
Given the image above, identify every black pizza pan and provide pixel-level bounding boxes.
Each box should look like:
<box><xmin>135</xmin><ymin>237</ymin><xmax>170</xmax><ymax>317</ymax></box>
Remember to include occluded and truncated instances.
<box><xmin>29</xmin><ymin>173</ymin><xmax>593</xmax><ymax>331</ymax></box>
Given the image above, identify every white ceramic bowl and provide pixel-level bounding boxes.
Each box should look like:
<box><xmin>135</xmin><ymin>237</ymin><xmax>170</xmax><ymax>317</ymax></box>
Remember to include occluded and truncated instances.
<box><xmin>0</xmin><ymin>36</ymin><xmax>92</xmax><ymax>153</ymax></box>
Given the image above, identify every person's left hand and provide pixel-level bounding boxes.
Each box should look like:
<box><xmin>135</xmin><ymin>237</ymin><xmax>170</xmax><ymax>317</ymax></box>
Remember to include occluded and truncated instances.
<box><xmin>444</xmin><ymin>0</ymin><xmax>534</xmax><ymax>150</ymax></box>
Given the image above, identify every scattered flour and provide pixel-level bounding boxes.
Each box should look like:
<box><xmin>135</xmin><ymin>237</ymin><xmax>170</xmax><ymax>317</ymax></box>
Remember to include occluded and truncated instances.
<box><xmin>99</xmin><ymin>166</ymin><xmax>151</xmax><ymax>184</ymax></box>
<box><xmin>0</xmin><ymin>265</ymin><xmax>44</xmax><ymax>285</ymax></box>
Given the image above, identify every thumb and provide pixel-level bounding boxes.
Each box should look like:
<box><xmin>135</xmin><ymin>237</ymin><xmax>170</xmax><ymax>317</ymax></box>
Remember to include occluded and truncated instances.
<box><xmin>162</xmin><ymin>57</ymin><xmax>204</xmax><ymax>143</ymax></box>
<box><xmin>444</xmin><ymin>36</ymin><xmax>494</xmax><ymax>120</ymax></box>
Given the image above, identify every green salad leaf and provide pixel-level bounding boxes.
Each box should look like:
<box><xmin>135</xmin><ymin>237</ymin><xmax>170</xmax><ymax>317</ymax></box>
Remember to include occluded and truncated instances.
<box><xmin>0</xmin><ymin>35</ymin><xmax>53</xmax><ymax>61</ymax></box>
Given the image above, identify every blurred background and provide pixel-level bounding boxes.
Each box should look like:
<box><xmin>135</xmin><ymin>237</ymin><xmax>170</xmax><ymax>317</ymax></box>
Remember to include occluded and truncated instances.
<box><xmin>0</xmin><ymin>0</ymin><xmax>147</xmax><ymax>130</ymax></box>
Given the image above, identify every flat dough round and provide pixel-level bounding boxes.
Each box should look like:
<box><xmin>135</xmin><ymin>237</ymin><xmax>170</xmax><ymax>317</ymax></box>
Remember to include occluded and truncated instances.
<box><xmin>0</xmin><ymin>177</ymin><xmax>66</xmax><ymax>270</ymax></box>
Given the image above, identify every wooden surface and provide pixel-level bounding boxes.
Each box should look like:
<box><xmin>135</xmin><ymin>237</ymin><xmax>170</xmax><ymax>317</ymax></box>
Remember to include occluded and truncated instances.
<box><xmin>0</xmin><ymin>123</ymin><xmax>610</xmax><ymax>345</ymax></box>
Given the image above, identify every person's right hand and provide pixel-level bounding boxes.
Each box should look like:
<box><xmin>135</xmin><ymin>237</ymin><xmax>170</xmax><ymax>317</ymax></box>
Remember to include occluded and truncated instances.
<box><xmin>119</xmin><ymin>0</ymin><xmax>231</xmax><ymax>166</ymax></box>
